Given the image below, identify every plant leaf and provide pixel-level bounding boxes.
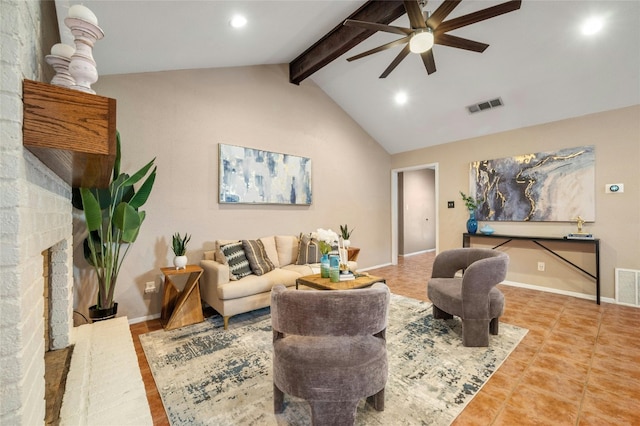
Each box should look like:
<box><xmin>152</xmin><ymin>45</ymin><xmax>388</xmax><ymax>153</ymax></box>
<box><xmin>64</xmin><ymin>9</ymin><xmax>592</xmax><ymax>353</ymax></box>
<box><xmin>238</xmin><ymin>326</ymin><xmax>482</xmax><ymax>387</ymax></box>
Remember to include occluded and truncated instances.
<box><xmin>110</xmin><ymin>174</ymin><xmax>129</xmax><ymax>207</ymax></box>
<box><xmin>129</xmin><ymin>166</ymin><xmax>157</xmax><ymax>209</ymax></box>
<box><xmin>80</xmin><ymin>188</ymin><xmax>102</xmax><ymax>231</ymax></box>
<box><xmin>123</xmin><ymin>158</ymin><xmax>156</xmax><ymax>187</ymax></box>
<box><xmin>122</xmin><ymin>211</ymin><xmax>145</xmax><ymax>243</ymax></box>
<box><xmin>113</xmin><ymin>130</ymin><xmax>121</xmax><ymax>180</ymax></box>
<box><xmin>113</xmin><ymin>202</ymin><xmax>141</xmax><ymax>238</ymax></box>
<box><xmin>83</xmin><ymin>232</ymin><xmax>105</xmax><ymax>267</ymax></box>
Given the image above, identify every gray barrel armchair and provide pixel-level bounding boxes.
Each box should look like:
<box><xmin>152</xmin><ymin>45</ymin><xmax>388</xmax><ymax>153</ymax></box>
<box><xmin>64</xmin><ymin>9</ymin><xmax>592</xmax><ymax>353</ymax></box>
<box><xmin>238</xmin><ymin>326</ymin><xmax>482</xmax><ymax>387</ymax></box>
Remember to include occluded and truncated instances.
<box><xmin>271</xmin><ymin>283</ymin><xmax>390</xmax><ymax>425</ymax></box>
<box><xmin>427</xmin><ymin>248</ymin><xmax>509</xmax><ymax>347</ymax></box>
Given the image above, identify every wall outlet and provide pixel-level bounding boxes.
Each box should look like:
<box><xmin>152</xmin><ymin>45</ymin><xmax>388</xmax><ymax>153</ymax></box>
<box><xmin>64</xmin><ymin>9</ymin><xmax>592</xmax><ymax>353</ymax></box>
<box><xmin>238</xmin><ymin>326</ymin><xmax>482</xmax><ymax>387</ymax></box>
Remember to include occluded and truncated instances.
<box><xmin>605</xmin><ymin>183</ymin><xmax>624</xmax><ymax>193</ymax></box>
<box><xmin>537</xmin><ymin>262</ymin><xmax>545</xmax><ymax>272</ymax></box>
<box><xmin>144</xmin><ymin>281</ymin><xmax>157</xmax><ymax>293</ymax></box>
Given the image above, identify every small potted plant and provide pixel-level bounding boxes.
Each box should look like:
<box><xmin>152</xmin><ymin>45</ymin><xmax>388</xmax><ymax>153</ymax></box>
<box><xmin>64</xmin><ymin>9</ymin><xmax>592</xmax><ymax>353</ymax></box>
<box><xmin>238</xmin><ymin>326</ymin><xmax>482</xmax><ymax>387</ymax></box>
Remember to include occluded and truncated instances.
<box><xmin>339</xmin><ymin>224</ymin><xmax>354</xmax><ymax>247</ymax></box>
<box><xmin>171</xmin><ymin>232</ymin><xmax>191</xmax><ymax>269</ymax></box>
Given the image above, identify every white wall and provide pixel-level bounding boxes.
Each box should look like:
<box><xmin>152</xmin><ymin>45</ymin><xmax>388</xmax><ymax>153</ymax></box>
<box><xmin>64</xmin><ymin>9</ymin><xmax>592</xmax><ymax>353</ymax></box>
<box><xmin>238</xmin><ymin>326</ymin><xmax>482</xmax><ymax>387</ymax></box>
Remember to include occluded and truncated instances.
<box><xmin>1</xmin><ymin>1</ymin><xmax>74</xmax><ymax>423</ymax></box>
<box><xmin>87</xmin><ymin>65</ymin><xmax>392</xmax><ymax>321</ymax></box>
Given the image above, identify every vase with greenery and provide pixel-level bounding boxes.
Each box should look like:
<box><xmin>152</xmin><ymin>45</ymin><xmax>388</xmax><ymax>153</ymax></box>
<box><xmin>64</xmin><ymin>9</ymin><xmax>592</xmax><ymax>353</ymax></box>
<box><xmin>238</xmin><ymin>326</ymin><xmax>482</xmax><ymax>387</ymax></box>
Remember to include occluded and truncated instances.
<box><xmin>171</xmin><ymin>232</ymin><xmax>191</xmax><ymax>269</ymax></box>
<box><xmin>74</xmin><ymin>131</ymin><xmax>157</xmax><ymax>319</ymax></box>
<box><xmin>460</xmin><ymin>191</ymin><xmax>479</xmax><ymax>234</ymax></box>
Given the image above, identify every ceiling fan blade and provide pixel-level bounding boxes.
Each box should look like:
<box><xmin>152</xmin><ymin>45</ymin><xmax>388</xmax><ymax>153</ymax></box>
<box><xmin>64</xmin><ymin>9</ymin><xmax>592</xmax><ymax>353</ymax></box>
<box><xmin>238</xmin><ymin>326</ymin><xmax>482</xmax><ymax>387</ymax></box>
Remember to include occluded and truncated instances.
<box><xmin>427</xmin><ymin>0</ymin><xmax>462</xmax><ymax>29</ymax></box>
<box><xmin>435</xmin><ymin>33</ymin><xmax>489</xmax><ymax>52</ymax></box>
<box><xmin>436</xmin><ymin>0</ymin><xmax>522</xmax><ymax>34</ymax></box>
<box><xmin>403</xmin><ymin>0</ymin><xmax>426</xmax><ymax>29</ymax></box>
<box><xmin>344</xmin><ymin>19</ymin><xmax>412</xmax><ymax>36</ymax></box>
<box><xmin>420</xmin><ymin>49</ymin><xmax>436</xmax><ymax>74</ymax></box>
<box><xmin>346</xmin><ymin>36</ymin><xmax>411</xmax><ymax>62</ymax></box>
<box><xmin>380</xmin><ymin>44</ymin><xmax>411</xmax><ymax>78</ymax></box>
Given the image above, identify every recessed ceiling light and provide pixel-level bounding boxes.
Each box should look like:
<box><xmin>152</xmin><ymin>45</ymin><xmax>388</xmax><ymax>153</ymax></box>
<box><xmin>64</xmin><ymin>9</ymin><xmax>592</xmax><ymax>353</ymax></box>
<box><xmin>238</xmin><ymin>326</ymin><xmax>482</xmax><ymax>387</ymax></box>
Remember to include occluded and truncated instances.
<box><xmin>395</xmin><ymin>92</ymin><xmax>408</xmax><ymax>105</ymax></box>
<box><xmin>581</xmin><ymin>16</ymin><xmax>603</xmax><ymax>36</ymax></box>
<box><xmin>230</xmin><ymin>15</ymin><xmax>247</xmax><ymax>28</ymax></box>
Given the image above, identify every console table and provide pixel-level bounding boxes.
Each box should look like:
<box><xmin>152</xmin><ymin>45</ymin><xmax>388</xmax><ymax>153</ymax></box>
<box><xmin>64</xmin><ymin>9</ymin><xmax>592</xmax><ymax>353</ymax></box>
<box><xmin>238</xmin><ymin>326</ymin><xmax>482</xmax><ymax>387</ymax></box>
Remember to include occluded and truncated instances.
<box><xmin>462</xmin><ymin>233</ymin><xmax>601</xmax><ymax>304</ymax></box>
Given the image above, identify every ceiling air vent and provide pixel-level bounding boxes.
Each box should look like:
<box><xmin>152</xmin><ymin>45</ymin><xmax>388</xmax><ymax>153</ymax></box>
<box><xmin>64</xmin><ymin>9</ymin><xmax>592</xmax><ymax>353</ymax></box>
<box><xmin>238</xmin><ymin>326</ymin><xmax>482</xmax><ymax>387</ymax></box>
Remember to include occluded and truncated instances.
<box><xmin>467</xmin><ymin>97</ymin><xmax>504</xmax><ymax>114</ymax></box>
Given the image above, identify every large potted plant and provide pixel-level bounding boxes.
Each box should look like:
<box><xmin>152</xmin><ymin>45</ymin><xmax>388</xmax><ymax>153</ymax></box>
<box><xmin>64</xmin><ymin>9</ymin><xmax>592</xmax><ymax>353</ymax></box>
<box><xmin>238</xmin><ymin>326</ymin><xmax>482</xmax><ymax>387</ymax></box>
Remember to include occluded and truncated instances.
<box><xmin>74</xmin><ymin>131</ymin><xmax>157</xmax><ymax>320</ymax></box>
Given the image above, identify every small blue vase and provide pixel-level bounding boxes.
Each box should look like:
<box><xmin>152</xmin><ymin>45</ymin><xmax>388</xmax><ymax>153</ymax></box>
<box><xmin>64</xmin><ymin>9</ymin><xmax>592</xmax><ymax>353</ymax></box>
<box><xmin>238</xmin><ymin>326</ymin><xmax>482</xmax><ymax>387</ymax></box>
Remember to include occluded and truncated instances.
<box><xmin>466</xmin><ymin>211</ymin><xmax>478</xmax><ymax>234</ymax></box>
<box><xmin>320</xmin><ymin>254</ymin><xmax>330</xmax><ymax>278</ymax></box>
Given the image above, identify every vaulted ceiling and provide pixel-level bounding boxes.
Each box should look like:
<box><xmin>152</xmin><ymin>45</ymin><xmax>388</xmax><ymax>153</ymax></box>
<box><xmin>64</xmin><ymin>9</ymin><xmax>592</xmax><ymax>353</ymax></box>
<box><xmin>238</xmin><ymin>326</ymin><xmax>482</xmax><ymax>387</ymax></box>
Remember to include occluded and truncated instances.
<box><xmin>54</xmin><ymin>1</ymin><xmax>640</xmax><ymax>154</ymax></box>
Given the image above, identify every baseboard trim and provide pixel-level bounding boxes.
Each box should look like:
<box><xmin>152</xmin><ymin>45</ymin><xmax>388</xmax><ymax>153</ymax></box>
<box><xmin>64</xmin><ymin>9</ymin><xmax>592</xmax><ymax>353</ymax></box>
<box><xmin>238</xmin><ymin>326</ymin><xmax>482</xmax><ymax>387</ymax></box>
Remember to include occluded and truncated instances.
<box><xmin>128</xmin><ymin>312</ymin><xmax>161</xmax><ymax>325</ymax></box>
<box><xmin>360</xmin><ymin>263</ymin><xmax>392</xmax><ymax>271</ymax></box>
<box><xmin>400</xmin><ymin>249</ymin><xmax>436</xmax><ymax>257</ymax></box>
<box><xmin>501</xmin><ymin>280</ymin><xmax>615</xmax><ymax>305</ymax></box>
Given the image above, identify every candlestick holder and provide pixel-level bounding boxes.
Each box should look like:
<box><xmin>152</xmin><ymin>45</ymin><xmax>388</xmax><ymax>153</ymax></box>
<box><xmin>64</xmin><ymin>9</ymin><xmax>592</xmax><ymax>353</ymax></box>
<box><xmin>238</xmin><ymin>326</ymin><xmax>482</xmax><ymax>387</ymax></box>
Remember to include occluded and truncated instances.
<box><xmin>64</xmin><ymin>16</ymin><xmax>104</xmax><ymax>94</ymax></box>
<box><xmin>45</xmin><ymin>54</ymin><xmax>75</xmax><ymax>88</ymax></box>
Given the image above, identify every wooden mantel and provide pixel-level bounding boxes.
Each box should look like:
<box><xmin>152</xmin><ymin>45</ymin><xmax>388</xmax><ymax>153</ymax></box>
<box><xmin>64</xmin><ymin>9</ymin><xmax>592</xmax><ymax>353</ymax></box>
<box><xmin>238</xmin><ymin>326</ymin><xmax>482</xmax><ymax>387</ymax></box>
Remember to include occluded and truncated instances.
<box><xmin>22</xmin><ymin>79</ymin><xmax>116</xmax><ymax>188</ymax></box>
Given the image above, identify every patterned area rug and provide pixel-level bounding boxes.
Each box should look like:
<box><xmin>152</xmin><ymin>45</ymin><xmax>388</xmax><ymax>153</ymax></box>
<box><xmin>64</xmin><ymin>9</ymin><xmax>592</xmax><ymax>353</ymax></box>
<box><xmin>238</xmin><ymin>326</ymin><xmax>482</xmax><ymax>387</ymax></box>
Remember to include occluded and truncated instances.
<box><xmin>140</xmin><ymin>294</ymin><xmax>527</xmax><ymax>425</ymax></box>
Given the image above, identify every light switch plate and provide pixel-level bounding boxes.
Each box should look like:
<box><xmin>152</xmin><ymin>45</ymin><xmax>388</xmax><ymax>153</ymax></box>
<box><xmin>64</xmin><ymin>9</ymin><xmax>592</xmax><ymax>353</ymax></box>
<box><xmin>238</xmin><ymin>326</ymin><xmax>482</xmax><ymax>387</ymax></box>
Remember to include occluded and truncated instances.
<box><xmin>447</xmin><ymin>201</ymin><xmax>455</xmax><ymax>208</ymax></box>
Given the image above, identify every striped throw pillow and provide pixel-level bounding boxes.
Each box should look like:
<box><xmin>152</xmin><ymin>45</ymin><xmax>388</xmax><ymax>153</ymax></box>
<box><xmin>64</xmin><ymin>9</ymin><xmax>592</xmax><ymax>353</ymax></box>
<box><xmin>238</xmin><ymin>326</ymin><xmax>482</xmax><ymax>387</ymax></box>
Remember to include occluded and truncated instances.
<box><xmin>296</xmin><ymin>233</ymin><xmax>321</xmax><ymax>265</ymax></box>
<box><xmin>242</xmin><ymin>239</ymin><xmax>275</xmax><ymax>276</ymax></box>
<box><xmin>221</xmin><ymin>242</ymin><xmax>253</xmax><ymax>280</ymax></box>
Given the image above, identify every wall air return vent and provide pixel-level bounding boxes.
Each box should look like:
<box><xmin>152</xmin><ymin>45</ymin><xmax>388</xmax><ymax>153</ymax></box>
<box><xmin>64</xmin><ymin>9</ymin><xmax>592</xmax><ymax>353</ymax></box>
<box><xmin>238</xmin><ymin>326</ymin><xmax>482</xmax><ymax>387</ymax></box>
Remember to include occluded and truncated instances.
<box><xmin>615</xmin><ymin>268</ymin><xmax>640</xmax><ymax>307</ymax></box>
<box><xmin>467</xmin><ymin>97</ymin><xmax>504</xmax><ymax>114</ymax></box>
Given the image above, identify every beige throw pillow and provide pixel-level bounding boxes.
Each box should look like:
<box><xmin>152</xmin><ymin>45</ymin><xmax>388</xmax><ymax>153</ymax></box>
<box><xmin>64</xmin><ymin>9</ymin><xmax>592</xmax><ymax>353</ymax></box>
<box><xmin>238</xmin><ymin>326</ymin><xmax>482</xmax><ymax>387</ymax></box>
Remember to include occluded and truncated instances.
<box><xmin>275</xmin><ymin>235</ymin><xmax>299</xmax><ymax>266</ymax></box>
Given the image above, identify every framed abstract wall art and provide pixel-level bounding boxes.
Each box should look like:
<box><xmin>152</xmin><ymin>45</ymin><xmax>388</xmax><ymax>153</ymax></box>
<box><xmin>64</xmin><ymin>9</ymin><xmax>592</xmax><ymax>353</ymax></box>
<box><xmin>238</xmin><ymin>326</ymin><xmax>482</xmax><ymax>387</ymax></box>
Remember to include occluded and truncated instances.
<box><xmin>470</xmin><ymin>145</ymin><xmax>595</xmax><ymax>222</ymax></box>
<box><xmin>218</xmin><ymin>143</ymin><xmax>312</xmax><ymax>205</ymax></box>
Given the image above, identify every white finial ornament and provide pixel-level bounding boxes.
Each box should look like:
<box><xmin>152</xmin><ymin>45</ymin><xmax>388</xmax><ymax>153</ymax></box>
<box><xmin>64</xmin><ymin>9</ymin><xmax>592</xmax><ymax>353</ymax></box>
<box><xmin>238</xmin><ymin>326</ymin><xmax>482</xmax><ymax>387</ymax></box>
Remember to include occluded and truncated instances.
<box><xmin>65</xmin><ymin>5</ymin><xmax>104</xmax><ymax>94</ymax></box>
<box><xmin>46</xmin><ymin>43</ymin><xmax>76</xmax><ymax>88</ymax></box>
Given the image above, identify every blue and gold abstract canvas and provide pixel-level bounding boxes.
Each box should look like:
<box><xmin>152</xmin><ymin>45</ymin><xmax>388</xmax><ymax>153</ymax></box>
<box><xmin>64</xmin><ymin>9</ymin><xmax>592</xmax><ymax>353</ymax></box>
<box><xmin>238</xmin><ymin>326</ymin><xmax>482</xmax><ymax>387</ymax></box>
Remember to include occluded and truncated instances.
<box><xmin>219</xmin><ymin>144</ymin><xmax>312</xmax><ymax>205</ymax></box>
<box><xmin>470</xmin><ymin>145</ymin><xmax>595</xmax><ymax>222</ymax></box>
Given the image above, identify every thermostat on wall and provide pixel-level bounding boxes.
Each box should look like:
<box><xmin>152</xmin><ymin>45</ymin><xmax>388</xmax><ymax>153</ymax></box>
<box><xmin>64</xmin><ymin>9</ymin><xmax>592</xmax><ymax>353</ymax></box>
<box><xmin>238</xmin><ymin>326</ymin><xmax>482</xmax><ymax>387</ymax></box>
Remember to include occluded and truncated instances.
<box><xmin>605</xmin><ymin>183</ymin><xmax>624</xmax><ymax>193</ymax></box>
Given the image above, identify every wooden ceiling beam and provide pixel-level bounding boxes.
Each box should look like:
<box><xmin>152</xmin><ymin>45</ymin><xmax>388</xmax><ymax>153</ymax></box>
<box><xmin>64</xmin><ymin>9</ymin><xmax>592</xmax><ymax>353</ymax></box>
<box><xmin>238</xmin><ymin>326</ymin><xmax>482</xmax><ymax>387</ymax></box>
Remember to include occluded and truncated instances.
<box><xmin>289</xmin><ymin>0</ymin><xmax>406</xmax><ymax>85</ymax></box>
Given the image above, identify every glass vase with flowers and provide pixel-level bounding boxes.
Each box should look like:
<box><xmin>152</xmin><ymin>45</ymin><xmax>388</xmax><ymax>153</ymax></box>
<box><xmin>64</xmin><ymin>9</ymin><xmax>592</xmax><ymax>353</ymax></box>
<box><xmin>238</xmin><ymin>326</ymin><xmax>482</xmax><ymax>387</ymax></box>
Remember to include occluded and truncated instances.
<box><xmin>314</xmin><ymin>228</ymin><xmax>339</xmax><ymax>278</ymax></box>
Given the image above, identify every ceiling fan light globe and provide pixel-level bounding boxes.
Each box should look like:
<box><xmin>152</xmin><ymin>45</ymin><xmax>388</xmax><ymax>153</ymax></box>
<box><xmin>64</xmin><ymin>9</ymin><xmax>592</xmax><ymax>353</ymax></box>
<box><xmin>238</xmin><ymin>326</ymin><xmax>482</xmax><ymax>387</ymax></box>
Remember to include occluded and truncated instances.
<box><xmin>409</xmin><ymin>29</ymin><xmax>434</xmax><ymax>53</ymax></box>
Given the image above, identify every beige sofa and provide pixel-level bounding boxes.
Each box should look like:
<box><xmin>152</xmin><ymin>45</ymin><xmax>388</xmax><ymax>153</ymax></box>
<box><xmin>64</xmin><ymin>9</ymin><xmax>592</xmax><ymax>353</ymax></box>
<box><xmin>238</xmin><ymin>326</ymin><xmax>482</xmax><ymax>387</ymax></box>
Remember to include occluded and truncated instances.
<box><xmin>200</xmin><ymin>235</ymin><xmax>357</xmax><ymax>329</ymax></box>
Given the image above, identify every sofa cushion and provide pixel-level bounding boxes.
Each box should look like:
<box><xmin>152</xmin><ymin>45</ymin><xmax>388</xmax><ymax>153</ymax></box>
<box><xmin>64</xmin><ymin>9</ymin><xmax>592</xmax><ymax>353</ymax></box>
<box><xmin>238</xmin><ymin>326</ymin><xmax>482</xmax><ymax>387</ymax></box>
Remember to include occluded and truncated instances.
<box><xmin>242</xmin><ymin>239</ymin><xmax>275</xmax><ymax>276</ymax></box>
<box><xmin>275</xmin><ymin>235</ymin><xmax>299</xmax><ymax>266</ymax></box>
<box><xmin>259</xmin><ymin>236</ymin><xmax>280</xmax><ymax>268</ymax></box>
<box><xmin>217</xmin><ymin>268</ymin><xmax>301</xmax><ymax>300</ymax></box>
<box><xmin>221</xmin><ymin>242</ymin><xmax>253</xmax><ymax>280</ymax></box>
<box><xmin>296</xmin><ymin>234</ymin><xmax>321</xmax><ymax>265</ymax></box>
<box><xmin>281</xmin><ymin>263</ymin><xmax>318</xmax><ymax>276</ymax></box>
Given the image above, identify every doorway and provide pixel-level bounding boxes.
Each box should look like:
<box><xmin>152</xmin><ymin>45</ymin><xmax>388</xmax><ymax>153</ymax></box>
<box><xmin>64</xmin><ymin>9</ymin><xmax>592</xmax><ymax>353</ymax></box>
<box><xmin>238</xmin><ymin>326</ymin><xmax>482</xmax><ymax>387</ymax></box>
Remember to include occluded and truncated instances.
<box><xmin>391</xmin><ymin>163</ymin><xmax>438</xmax><ymax>265</ymax></box>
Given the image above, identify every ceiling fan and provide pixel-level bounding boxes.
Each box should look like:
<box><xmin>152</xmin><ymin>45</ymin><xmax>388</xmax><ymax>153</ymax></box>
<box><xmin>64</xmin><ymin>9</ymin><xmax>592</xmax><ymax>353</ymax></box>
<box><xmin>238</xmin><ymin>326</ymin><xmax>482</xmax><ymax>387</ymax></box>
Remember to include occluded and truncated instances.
<box><xmin>343</xmin><ymin>0</ymin><xmax>522</xmax><ymax>78</ymax></box>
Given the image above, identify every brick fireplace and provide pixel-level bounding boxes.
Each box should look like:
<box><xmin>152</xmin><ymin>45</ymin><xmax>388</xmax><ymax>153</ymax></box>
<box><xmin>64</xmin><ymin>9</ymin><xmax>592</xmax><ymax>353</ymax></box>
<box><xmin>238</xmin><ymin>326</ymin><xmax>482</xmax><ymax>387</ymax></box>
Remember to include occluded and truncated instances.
<box><xmin>0</xmin><ymin>1</ymin><xmax>74</xmax><ymax>424</ymax></box>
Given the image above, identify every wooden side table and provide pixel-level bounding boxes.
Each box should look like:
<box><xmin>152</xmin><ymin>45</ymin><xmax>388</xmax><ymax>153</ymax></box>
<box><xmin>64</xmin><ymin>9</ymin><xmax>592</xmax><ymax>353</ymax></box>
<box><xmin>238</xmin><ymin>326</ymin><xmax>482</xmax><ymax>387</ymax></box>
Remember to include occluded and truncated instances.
<box><xmin>347</xmin><ymin>247</ymin><xmax>360</xmax><ymax>262</ymax></box>
<box><xmin>160</xmin><ymin>264</ymin><xmax>204</xmax><ymax>331</ymax></box>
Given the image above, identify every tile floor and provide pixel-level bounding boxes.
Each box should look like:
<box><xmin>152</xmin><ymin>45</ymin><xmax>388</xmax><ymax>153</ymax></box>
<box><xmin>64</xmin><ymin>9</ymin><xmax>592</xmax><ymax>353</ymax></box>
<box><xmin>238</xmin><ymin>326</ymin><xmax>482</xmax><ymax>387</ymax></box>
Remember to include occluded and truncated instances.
<box><xmin>130</xmin><ymin>252</ymin><xmax>640</xmax><ymax>425</ymax></box>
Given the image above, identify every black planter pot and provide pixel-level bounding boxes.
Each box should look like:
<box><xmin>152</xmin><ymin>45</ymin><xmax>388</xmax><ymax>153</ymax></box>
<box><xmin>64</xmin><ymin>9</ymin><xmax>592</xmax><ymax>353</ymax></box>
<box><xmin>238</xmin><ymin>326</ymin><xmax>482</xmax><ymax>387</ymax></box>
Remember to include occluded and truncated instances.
<box><xmin>88</xmin><ymin>303</ymin><xmax>118</xmax><ymax>322</ymax></box>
